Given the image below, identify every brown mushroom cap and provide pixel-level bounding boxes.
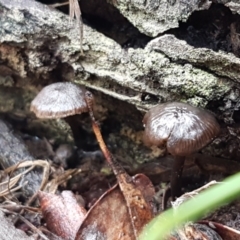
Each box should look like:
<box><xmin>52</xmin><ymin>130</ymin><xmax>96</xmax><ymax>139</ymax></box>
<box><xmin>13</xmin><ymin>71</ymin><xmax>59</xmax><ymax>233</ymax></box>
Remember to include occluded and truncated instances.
<box><xmin>30</xmin><ymin>82</ymin><xmax>88</xmax><ymax>119</ymax></box>
<box><xmin>143</xmin><ymin>102</ymin><xmax>220</xmax><ymax>156</ymax></box>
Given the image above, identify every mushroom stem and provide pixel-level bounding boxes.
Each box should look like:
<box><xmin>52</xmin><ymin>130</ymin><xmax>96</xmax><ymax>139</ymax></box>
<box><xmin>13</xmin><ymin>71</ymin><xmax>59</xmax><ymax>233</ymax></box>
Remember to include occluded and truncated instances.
<box><xmin>65</xmin><ymin>115</ymin><xmax>90</xmax><ymax>150</ymax></box>
<box><xmin>65</xmin><ymin>116</ymin><xmax>82</xmax><ymax>148</ymax></box>
<box><xmin>171</xmin><ymin>156</ymin><xmax>185</xmax><ymax>200</ymax></box>
<box><xmin>84</xmin><ymin>91</ymin><xmax>126</xmax><ymax>178</ymax></box>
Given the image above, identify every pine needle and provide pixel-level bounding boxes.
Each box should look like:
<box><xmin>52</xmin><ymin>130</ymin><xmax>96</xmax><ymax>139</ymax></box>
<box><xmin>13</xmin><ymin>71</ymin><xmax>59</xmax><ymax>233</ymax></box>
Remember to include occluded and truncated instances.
<box><xmin>69</xmin><ymin>0</ymin><xmax>84</xmax><ymax>55</ymax></box>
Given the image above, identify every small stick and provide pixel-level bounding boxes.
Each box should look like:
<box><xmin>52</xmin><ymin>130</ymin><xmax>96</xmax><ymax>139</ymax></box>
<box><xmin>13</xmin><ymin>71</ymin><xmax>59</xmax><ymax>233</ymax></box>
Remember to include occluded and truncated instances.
<box><xmin>84</xmin><ymin>91</ymin><xmax>153</xmax><ymax>237</ymax></box>
<box><xmin>48</xmin><ymin>2</ymin><xmax>69</xmax><ymax>8</ymax></box>
<box><xmin>84</xmin><ymin>91</ymin><xmax>127</xmax><ymax>179</ymax></box>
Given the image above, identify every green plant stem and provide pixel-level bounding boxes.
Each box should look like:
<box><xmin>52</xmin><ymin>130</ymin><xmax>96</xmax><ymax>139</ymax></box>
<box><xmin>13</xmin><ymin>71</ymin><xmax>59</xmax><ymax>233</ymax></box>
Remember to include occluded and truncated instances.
<box><xmin>140</xmin><ymin>172</ymin><xmax>240</xmax><ymax>240</ymax></box>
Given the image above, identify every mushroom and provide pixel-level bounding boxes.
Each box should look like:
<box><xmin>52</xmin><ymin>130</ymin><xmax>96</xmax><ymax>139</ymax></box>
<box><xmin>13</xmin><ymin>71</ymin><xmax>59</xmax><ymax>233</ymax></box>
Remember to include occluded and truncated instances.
<box><xmin>142</xmin><ymin>102</ymin><xmax>220</xmax><ymax>201</ymax></box>
<box><xmin>30</xmin><ymin>82</ymin><xmax>90</xmax><ymax>149</ymax></box>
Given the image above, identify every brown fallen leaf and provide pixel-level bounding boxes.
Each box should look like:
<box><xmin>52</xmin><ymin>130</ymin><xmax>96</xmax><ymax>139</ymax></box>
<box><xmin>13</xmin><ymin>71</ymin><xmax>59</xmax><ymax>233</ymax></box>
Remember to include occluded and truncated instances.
<box><xmin>171</xmin><ymin>222</ymin><xmax>222</xmax><ymax>240</ymax></box>
<box><xmin>132</xmin><ymin>174</ymin><xmax>156</xmax><ymax>211</ymax></box>
<box><xmin>39</xmin><ymin>190</ymin><xmax>86</xmax><ymax>239</ymax></box>
<box><xmin>84</xmin><ymin>92</ymin><xmax>155</xmax><ymax>238</ymax></box>
<box><xmin>76</xmin><ymin>184</ymin><xmax>134</xmax><ymax>240</ymax></box>
<box><xmin>172</xmin><ymin>221</ymin><xmax>240</xmax><ymax>240</ymax></box>
<box><xmin>76</xmin><ymin>174</ymin><xmax>155</xmax><ymax>240</ymax></box>
<box><xmin>200</xmin><ymin>220</ymin><xmax>240</xmax><ymax>240</ymax></box>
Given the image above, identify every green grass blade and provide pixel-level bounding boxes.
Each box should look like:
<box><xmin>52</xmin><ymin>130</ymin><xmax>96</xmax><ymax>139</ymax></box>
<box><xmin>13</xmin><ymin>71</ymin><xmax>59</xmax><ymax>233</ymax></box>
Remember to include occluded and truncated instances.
<box><xmin>140</xmin><ymin>172</ymin><xmax>240</xmax><ymax>240</ymax></box>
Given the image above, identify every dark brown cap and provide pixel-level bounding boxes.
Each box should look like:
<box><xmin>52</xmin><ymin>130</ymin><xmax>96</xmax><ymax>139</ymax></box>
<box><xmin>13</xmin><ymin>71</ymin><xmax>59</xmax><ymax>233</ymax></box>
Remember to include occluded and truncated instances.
<box><xmin>143</xmin><ymin>102</ymin><xmax>220</xmax><ymax>156</ymax></box>
<box><xmin>30</xmin><ymin>82</ymin><xmax>88</xmax><ymax>119</ymax></box>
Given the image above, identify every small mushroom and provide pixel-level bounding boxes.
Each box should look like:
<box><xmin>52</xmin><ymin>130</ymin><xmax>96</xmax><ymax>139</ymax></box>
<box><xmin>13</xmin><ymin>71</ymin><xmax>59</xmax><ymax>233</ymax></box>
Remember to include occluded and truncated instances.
<box><xmin>30</xmin><ymin>82</ymin><xmax>90</xmax><ymax>149</ymax></box>
<box><xmin>142</xmin><ymin>102</ymin><xmax>220</xmax><ymax>201</ymax></box>
<box><xmin>31</xmin><ymin>82</ymin><xmax>88</xmax><ymax>118</ymax></box>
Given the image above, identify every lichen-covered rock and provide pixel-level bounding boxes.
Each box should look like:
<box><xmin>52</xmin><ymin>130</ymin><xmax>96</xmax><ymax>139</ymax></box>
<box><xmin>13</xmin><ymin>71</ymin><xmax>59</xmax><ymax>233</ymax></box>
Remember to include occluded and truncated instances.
<box><xmin>109</xmin><ymin>1</ymin><xmax>240</xmax><ymax>37</ymax></box>
<box><xmin>109</xmin><ymin>0</ymin><xmax>212</xmax><ymax>37</ymax></box>
<box><xmin>146</xmin><ymin>34</ymin><xmax>240</xmax><ymax>82</ymax></box>
<box><xmin>0</xmin><ymin>0</ymin><xmax>231</xmax><ymax>112</ymax></box>
<box><xmin>223</xmin><ymin>0</ymin><xmax>240</xmax><ymax>15</ymax></box>
<box><xmin>0</xmin><ymin>0</ymin><xmax>239</xmax><ymax>165</ymax></box>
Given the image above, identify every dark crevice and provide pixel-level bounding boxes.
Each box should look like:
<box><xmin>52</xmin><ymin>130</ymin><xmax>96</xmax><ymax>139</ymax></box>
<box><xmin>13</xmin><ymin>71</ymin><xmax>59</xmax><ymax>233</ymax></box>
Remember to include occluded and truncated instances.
<box><xmin>153</xmin><ymin>47</ymin><xmax>215</xmax><ymax>73</ymax></box>
<box><xmin>36</xmin><ymin>0</ymin><xmax>152</xmax><ymax>48</ymax></box>
<box><xmin>168</xmin><ymin>3</ymin><xmax>240</xmax><ymax>57</ymax></box>
<box><xmin>36</xmin><ymin>1</ymin><xmax>240</xmax><ymax>57</ymax></box>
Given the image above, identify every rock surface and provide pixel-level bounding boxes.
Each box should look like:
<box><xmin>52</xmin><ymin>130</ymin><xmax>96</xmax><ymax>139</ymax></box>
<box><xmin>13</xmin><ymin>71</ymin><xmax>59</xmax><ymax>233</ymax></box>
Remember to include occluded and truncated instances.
<box><xmin>109</xmin><ymin>0</ymin><xmax>212</xmax><ymax>37</ymax></box>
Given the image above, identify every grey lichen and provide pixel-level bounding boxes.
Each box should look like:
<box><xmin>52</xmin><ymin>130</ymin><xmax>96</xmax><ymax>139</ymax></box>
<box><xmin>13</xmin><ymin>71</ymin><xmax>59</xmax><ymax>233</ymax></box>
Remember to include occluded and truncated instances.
<box><xmin>110</xmin><ymin>0</ymin><xmax>212</xmax><ymax>37</ymax></box>
<box><xmin>0</xmin><ymin>0</ymin><xmax>232</xmax><ymax>114</ymax></box>
<box><xmin>147</xmin><ymin>34</ymin><xmax>240</xmax><ymax>83</ymax></box>
<box><xmin>224</xmin><ymin>1</ymin><xmax>240</xmax><ymax>15</ymax></box>
<box><xmin>78</xmin><ymin>44</ymin><xmax>232</xmax><ymax>111</ymax></box>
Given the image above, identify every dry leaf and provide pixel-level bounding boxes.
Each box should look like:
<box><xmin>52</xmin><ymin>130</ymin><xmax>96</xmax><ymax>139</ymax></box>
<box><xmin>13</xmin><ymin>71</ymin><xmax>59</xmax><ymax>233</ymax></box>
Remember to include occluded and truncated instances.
<box><xmin>76</xmin><ymin>184</ymin><xmax>134</xmax><ymax>240</ymax></box>
<box><xmin>76</xmin><ymin>173</ymin><xmax>155</xmax><ymax>240</ymax></box>
<box><xmin>39</xmin><ymin>190</ymin><xmax>86</xmax><ymax>239</ymax></box>
<box><xmin>200</xmin><ymin>221</ymin><xmax>240</xmax><ymax>240</ymax></box>
<box><xmin>69</xmin><ymin>0</ymin><xmax>83</xmax><ymax>54</ymax></box>
<box><xmin>173</xmin><ymin>222</ymin><xmax>222</xmax><ymax>240</ymax></box>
